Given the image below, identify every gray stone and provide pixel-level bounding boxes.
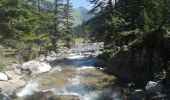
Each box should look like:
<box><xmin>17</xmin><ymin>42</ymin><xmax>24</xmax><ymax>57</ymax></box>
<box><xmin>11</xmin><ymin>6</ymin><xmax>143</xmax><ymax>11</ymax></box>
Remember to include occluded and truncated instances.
<box><xmin>107</xmin><ymin>30</ymin><xmax>170</xmax><ymax>85</ymax></box>
<box><xmin>22</xmin><ymin>60</ymin><xmax>51</xmax><ymax>75</ymax></box>
<box><xmin>8</xmin><ymin>80</ymin><xmax>26</xmax><ymax>88</ymax></box>
<box><xmin>0</xmin><ymin>45</ymin><xmax>4</xmax><ymax>49</ymax></box>
<box><xmin>50</xmin><ymin>51</ymin><xmax>57</xmax><ymax>57</ymax></box>
<box><xmin>0</xmin><ymin>80</ymin><xmax>25</xmax><ymax>95</ymax></box>
<box><xmin>0</xmin><ymin>73</ymin><xmax>8</xmax><ymax>81</ymax></box>
<box><xmin>45</xmin><ymin>56</ymin><xmax>56</xmax><ymax>62</ymax></box>
<box><xmin>145</xmin><ymin>81</ymin><xmax>163</xmax><ymax>94</ymax></box>
<box><xmin>111</xmin><ymin>92</ymin><xmax>122</xmax><ymax>100</ymax></box>
<box><xmin>11</xmin><ymin>63</ymin><xmax>21</xmax><ymax>69</ymax></box>
<box><xmin>5</xmin><ymin>71</ymin><xmax>22</xmax><ymax>80</ymax></box>
<box><xmin>13</xmin><ymin>68</ymin><xmax>22</xmax><ymax>75</ymax></box>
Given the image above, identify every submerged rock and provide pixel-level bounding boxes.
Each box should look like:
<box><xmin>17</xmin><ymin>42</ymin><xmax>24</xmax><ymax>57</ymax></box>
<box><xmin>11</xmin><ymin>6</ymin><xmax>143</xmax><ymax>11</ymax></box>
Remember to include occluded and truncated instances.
<box><xmin>24</xmin><ymin>90</ymin><xmax>53</xmax><ymax>100</ymax></box>
<box><xmin>0</xmin><ymin>73</ymin><xmax>8</xmax><ymax>81</ymax></box>
<box><xmin>25</xmin><ymin>90</ymin><xmax>80</xmax><ymax>100</ymax></box>
<box><xmin>22</xmin><ymin>60</ymin><xmax>51</xmax><ymax>75</ymax></box>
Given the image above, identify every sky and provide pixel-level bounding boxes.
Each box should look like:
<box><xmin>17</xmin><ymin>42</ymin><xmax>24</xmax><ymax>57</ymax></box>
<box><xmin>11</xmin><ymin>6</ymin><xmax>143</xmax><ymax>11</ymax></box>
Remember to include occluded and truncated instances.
<box><xmin>70</xmin><ymin>0</ymin><xmax>90</xmax><ymax>8</ymax></box>
<box><xmin>49</xmin><ymin>0</ymin><xmax>90</xmax><ymax>9</ymax></box>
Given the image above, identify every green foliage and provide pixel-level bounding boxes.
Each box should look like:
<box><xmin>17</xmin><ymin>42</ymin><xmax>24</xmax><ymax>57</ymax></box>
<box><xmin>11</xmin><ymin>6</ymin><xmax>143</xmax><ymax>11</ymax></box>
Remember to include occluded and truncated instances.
<box><xmin>0</xmin><ymin>0</ymin><xmax>55</xmax><ymax>64</ymax></box>
<box><xmin>98</xmin><ymin>49</ymin><xmax>114</xmax><ymax>61</ymax></box>
<box><xmin>88</xmin><ymin>0</ymin><xmax>170</xmax><ymax>47</ymax></box>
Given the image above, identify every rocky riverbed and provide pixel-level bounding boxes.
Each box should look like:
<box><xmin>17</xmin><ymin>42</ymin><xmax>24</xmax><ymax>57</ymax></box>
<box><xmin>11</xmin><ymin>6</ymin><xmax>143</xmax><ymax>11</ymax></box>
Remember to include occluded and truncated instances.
<box><xmin>1</xmin><ymin>42</ymin><xmax>169</xmax><ymax>100</ymax></box>
<box><xmin>1</xmin><ymin>42</ymin><xmax>122</xmax><ymax>100</ymax></box>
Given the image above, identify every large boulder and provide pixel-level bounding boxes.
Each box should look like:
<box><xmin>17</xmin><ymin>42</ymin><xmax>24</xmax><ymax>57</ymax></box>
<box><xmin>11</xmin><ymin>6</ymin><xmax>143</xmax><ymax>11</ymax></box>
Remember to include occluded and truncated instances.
<box><xmin>0</xmin><ymin>73</ymin><xmax>8</xmax><ymax>81</ymax></box>
<box><xmin>5</xmin><ymin>71</ymin><xmax>22</xmax><ymax>80</ymax></box>
<box><xmin>145</xmin><ymin>81</ymin><xmax>163</xmax><ymax>94</ymax></box>
<box><xmin>0</xmin><ymin>80</ymin><xmax>25</xmax><ymax>95</ymax></box>
<box><xmin>107</xmin><ymin>46</ymin><xmax>161</xmax><ymax>84</ymax></box>
<box><xmin>107</xmin><ymin>29</ymin><xmax>170</xmax><ymax>85</ymax></box>
<box><xmin>22</xmin><ymin>60</ymin><xmax>51</xmax><ymax>75</ymax></box>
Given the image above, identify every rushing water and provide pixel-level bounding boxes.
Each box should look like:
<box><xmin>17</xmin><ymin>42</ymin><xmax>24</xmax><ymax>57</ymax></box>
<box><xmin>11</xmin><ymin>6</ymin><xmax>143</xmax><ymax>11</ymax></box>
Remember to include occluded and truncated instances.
<box><xmin>15</xmin><ymin>44</ymin><xmax>129</xmax><ymax>100</ymax></box>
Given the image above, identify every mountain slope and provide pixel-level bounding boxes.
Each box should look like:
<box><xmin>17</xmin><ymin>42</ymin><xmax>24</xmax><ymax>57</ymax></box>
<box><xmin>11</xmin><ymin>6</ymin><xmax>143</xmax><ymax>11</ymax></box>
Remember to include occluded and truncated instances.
<box><xmin>71</xmin><ymin>7</ymin><xmax>94</xmax><ymax>26</ymax></box>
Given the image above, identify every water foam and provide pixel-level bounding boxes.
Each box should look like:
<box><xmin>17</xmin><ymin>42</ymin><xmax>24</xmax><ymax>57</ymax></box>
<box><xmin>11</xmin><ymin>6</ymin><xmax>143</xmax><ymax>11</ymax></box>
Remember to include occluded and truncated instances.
<box><xmin>77</xmin><ymin>66</ymin><xmax>95</xmax><ymax>70</ymax></box>
<box><xmin>17</xmin><ymin>81</ymin><xmax>39</xmax><ymax>97</ymax></box>
<box><xmin>66</xmin><ymin>55</ymin><xmax>85</xmax><ymax>60</ymax></box>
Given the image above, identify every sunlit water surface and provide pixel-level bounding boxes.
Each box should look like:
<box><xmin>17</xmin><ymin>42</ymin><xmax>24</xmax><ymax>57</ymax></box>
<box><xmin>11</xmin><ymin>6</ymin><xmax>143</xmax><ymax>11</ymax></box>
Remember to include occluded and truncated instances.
<box><xmin>15</xmin><ymin>51</ymin><xmax>126</xmax><ymax>100</ymax></box>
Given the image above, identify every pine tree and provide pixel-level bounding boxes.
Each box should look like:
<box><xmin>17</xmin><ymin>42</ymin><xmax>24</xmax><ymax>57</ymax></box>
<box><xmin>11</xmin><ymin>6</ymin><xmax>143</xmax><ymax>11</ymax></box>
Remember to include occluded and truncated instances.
<box><xmin>50</xmin><ymin>0</ymin><xmax>64</xmax><ymax>51</ymax></box>
<box><xmin>88</xmin><ymin>0</ymin><xmax>169</xmax><ymax>45</ymax></box>
<box><xmin>62</xmin><ymin>0</ymin><xmax>74</xmax><ymax>48</ymax></box>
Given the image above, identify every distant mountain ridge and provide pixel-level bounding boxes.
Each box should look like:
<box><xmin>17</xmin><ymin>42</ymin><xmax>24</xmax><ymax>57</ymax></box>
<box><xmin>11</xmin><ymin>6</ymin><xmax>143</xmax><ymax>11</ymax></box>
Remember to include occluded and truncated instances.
<box><xmin>71</xmin><ymin>7</ymin><xmax>94</xmax><ymax>26</ymax></box>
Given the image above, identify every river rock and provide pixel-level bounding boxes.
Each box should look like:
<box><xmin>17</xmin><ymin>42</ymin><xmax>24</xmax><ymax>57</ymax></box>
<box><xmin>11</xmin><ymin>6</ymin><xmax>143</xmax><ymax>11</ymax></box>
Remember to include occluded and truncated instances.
<box><xmin>25</xmin><ymin>90</ymin><xmax>80</xmax><ymax>100</ymax></box>
<box><xmin>0</xmin><ymin>80</ymin><xmax>25</xmax><ymax>95</ymax></box>
<box><xmin>111</xmin><ymin>92</ymin><xmax>122</xmax><ymax>100</ymax></box>
<box><xmin>0</xmin><ymin>81</ymin><xmax>13</xmax><ymax>94</ymax></box>
<box><xmin>145</xmin><ymin>81</ymin><xmax>163</xmax><ymax>94</ymax></box>
<box><xmin>8</xmin><ymin>80</ymin><xmax>26</xmax><ymax>88</ymax></box>
<box><xmin>92</xmin><ymin>50</ymin><xmax>102</xmax><ymax>57</ymax></box>
<box><xmin>11</xmin><ymin>63</ymin><xmax>21</xmax><ymax>69</ymax></box>
<box><xmin>13</xmin><ymin>68</ymin><xmax>22</xmax><ymax>75</ymax></box>
<box><xmin>0</xmin><ymin>93</ymin><xmax>11</xmax><ymax>100</ymax></box>
<box><xmin>50</xmin><ymin>51</ymin><xmax>57</xmax><ymax>57</ymax></box>
<box><xmin>45</xmin><ymin>56</ymin><xmax>56</xmax><ymax>62</ymax></box>
<box><xmin>5</xmin><ymin>71</ymin><xmax>22</xmax><ymax>80</ymax></box>
<box><xmin>0</xmin><ymin>45</ymin><xmax>4</xmax><ymax>49</ymax></box>
<box><xmin>0</xmin><ymin>73</ymin><xmax>8</xmax><ymax>81</ymax></box>
<box><xmin>25</xmin><ymin>90</ymin><xmax>53</xmax><ymax>100</ymax></box>
<box><xmin>22</xmin><ymin>60</ymin><xmax>51</xmax><ymax>75</ymax></box>
<box><xmin>132</xmin><ymin>89</ymin><xmax>147</xmax><ymax>100</ymax></box>
<box><xmin>38</xmin><ymin>55</ymin><xmax>46</xmax><ymax>62</ymax></box>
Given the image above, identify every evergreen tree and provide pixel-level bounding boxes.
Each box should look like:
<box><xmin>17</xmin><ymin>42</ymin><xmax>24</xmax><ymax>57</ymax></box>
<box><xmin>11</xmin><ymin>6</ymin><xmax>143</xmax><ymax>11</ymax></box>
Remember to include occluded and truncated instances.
<box><xmin>62</xmin><ymin>0</ymin><xmax>74</xmax><ymax>48</ymax></box>
<box><xmin>88</xmin><ymin>0</ymin><xmax>170</xmax><ymax>46</ymax></box>
<box><xmin>51</xmin><ymin>0</ymin><xmax>64</xmax><ymax>51</ymax></box>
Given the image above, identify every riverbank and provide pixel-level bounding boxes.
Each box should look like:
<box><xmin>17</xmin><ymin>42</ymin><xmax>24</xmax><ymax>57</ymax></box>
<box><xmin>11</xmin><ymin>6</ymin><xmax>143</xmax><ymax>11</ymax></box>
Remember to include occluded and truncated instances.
<box><xmin>1</xmin><ymin>42</ymin><xmax>124</xmax><ymax>100</ymax></box>
<box><xmin>103</xmin><ymin>29</ymin><xmax>170</xmax><ymax>99</ymax></box>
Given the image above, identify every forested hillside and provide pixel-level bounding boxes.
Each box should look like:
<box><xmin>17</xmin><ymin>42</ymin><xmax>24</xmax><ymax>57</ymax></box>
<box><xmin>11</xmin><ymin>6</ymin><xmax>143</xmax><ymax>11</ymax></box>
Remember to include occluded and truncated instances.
<box><xmin>0</xmin><ymin>0</ymin><xmax>76</xmax><ymax>65</ymax></box>
<box><xmin>71</xmin><ymin>7</ymin><xmax>94</xmax><ymax>26</ymax></box>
